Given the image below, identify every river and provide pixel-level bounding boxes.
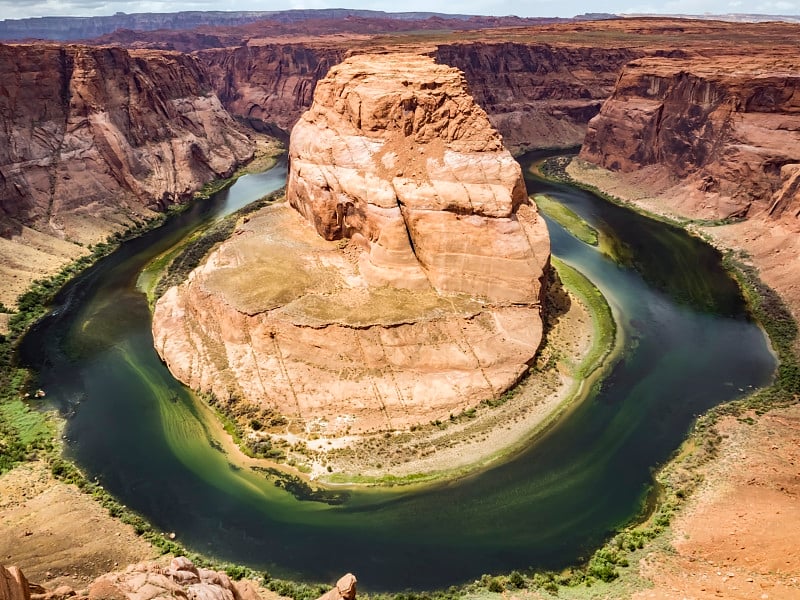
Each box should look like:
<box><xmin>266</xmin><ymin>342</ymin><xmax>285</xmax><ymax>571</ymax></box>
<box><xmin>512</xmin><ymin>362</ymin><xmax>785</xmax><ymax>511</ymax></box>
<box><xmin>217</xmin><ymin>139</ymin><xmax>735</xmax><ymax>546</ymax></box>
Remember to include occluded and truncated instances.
<box><xmin>19</xmin><ymin>152</ymin><xmax>776</xmax><ymax>591</ymax></box>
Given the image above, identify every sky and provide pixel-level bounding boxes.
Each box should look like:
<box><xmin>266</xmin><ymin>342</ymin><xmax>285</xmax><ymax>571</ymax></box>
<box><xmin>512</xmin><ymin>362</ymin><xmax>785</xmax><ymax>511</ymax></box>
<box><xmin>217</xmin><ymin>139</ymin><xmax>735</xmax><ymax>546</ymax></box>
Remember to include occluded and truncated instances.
<box><xmin>0</xmin><ymin>0</ymin><xmax>798</xmax><ymax>21</ymax></box>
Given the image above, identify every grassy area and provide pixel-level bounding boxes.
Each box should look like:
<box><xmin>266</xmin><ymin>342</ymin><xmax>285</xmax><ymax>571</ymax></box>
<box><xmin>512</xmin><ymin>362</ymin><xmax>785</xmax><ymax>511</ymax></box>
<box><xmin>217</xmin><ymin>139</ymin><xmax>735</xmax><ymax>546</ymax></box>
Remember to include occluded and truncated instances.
<box><xmin>533</xmin><ymin>194</ymin><xmax>599</xmax><ymax>246</ymax></box>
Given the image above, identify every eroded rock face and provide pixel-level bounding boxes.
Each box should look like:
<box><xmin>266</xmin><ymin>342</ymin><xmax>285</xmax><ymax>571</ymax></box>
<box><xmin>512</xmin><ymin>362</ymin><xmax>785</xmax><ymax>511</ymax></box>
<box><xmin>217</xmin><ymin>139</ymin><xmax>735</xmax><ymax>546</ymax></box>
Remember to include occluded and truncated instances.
<box><xmin>435</xmin><ymin>42</ymin><xmax>642</xmax><ymax>151</ymax></box>
<box><xmin>1</xmin><ymin>565</ymin><xmax>31</xmax><ymax>600</ymax></box>
<box><xmin>197</xmin><ymin>41</ymin><xmax>639</xmax><ymax>150</ymax></box>
<box><xmin>580</xmin><ymin>55</ymin><xmax>800</xmax><ymax>224</ymax></box>
<box><xmin>0</xmin><ymin>44</ymin><xmax>254</xmax><ymax>242</ymax></box>
<box><xmin>287</xmin><ymin>53</ymin><xmax>548</xmax><ymax>304</ymax></box>
<box><xmin>199</xmin><ymin>43</ymin><xmax>346</xmax><ymax>133</ymax></box>
<box><xmin>317</xmin><ymin>574</ymin><xmax>357</xmax><ymax>600</ymax></box>
<box><xmin>153</xmin><ymin>53</ymin><xmax>549</xmax><ymax>437</ymax></box>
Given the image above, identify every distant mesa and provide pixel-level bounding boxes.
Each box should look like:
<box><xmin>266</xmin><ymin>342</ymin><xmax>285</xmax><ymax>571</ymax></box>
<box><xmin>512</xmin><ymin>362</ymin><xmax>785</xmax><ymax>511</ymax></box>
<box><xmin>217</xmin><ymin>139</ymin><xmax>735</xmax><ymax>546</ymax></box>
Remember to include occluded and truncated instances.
<box><xmin>152</xmin><ymin>53</ymin><xmax>550</xmax><ymax>438</ymax></box>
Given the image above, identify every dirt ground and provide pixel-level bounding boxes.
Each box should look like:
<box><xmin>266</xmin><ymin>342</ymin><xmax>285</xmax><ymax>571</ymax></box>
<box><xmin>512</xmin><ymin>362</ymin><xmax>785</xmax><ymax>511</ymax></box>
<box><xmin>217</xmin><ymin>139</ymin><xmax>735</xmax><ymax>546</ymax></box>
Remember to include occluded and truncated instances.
<box><xmin>633</xmin><ymin>406</ymin><xmax>800</xmax><ymax>600</ymax></box>
<box><xmin>0</xmin><ymin>460</ymin><xmax>159</xmax><ymax>591</ymax></box>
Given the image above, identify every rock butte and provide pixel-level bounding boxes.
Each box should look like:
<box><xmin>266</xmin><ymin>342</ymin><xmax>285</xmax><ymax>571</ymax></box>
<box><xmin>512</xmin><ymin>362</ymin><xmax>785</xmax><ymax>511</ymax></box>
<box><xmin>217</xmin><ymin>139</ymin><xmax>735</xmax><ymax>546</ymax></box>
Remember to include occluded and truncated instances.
<box><xmin>152</xmin><ymin>53</ymin><xmax>550</xmax><ymax>437</ymax></box>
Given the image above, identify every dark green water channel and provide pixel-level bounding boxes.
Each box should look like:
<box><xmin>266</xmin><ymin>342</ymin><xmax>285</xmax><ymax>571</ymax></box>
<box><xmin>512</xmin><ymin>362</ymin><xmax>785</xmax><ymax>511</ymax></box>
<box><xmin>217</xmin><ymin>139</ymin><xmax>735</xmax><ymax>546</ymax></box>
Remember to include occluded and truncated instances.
<box><xmin>20</xmin><ymin>152</ymin><xmax>775</xmax><ymax>591</ymax></box>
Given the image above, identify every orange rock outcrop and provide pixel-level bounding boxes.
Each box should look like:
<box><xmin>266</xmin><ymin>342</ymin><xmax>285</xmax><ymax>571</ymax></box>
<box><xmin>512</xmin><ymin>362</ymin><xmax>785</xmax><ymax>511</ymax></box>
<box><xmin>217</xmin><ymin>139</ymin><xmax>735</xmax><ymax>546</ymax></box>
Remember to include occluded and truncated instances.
<box><xmin>0</xmin><ymin>557</ymin><xmax>273</xmax><ymax>600</ymax></box>
<box><xmin>580</xmin><ymin>54</ymin><xmax>800</xmax><ymax>224</ymax></box>
<box><xmin>153</xmin><ymin>53</ymin><xmax>549</xmax><ymax>437</ymax></box>
<box><xmin>287</xmin><ymin>53</ymin><xmax>548</xmax><ymax>303</ymax></box>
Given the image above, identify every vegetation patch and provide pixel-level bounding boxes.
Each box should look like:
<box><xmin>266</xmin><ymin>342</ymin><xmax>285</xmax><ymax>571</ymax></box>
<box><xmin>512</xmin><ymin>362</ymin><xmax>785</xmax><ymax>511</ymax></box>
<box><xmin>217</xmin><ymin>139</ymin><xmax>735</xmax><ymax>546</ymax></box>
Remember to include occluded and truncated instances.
<box><xmin>551</xmin><ymin>258</ymin><xmax>616</xmax><ymax>380</ymax></box>
<box><xmin>251</xmin><ymin>466</ymin><xmax>351</xmax><ymax>504</ymax></box>
<box><xmin>533</xmin><ymin>193</ymin><xmax>599</xmax><ymax>246</ymax></box>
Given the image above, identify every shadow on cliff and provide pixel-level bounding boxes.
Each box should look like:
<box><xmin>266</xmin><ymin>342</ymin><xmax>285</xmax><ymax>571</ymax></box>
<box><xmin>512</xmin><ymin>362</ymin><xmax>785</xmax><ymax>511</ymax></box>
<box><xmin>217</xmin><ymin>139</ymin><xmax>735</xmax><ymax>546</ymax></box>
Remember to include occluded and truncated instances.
<box><xmin>540</xmin><ymin>265</ymin><xmax>572</xmax><ymax>342</ymax></box>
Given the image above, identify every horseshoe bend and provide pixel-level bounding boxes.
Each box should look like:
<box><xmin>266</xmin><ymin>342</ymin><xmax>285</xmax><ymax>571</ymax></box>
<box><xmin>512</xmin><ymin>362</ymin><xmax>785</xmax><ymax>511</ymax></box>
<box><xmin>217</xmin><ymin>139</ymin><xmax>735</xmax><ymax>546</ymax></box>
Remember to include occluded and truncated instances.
<box><xmin>151</xmin><ymin>53</ymin><xmax>553</xmax><ymax>469</ymax></box>
<box><xmin>0</xmin><ymin>12</ymin><xmax>798</xmax><ymax>600</ymax></box>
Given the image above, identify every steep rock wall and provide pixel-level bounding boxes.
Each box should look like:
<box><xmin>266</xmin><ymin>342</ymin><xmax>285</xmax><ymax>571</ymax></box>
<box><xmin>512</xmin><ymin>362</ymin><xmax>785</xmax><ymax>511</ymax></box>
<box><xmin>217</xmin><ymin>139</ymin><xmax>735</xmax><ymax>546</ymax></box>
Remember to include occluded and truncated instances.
<box><xmin>434</xmin><ymin>42</ymin><xmax>642</xmax><ymax>150</ymax></box>
<box><xmin>197</xmin><ymin>41</ymin><xmax>641</xmax><ymax>149</ymax></box>
<box><xmin>287</xmin><ymin>53</ymin><xmax>548</xmax><ymax>303</ymax></box>
<box><xmin>0</xmin><ymin>44</ymin><xmax>254</xmax><ymax>242</ymax></box>
<box><xmin>198</xmin><ymin>43</ymin><xmax>346</xmax><ymax>133</ymax></box>
<box><xmin>580</xmin><ymin>56</ymin><xmax>800</xmax><ymax>223</ymax></box>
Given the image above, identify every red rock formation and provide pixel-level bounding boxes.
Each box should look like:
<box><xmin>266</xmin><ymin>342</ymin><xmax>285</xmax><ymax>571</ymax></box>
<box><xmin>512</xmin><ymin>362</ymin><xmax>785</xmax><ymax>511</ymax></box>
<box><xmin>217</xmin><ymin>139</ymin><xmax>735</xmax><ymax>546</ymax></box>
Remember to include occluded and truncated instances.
<box><xmin>153</xmin><ymin>53</ymin><xmax>549</xmax><ymax>438</ymax></box>
<box><xmin>198</xmin><ymin>43</ymin><xmax>345</xmax><ymax>133</ymax></box>
<box><xmin>0</xmin><ymin>43</ymin><xmax>254</xmax><ymax>242</ymax></box>
<box><xmin>580</xmin><ymin>55</ymin><xmax>800</xmax><ymax>223</ymax></box>
<box><xmin>196</xmin><ymin>40</ymin><xmax>639</xmax><ymax>150</ymax></box>
<box><xmin>287</xmin><ymin>53</ymin><xmax>548</xmax><ymax>303</ymax></box>
<box><xmin>434</xmin><ymin>42</ymin><xmax>642</xmax><ymax>150</ymax></box>
<box><xmin>0</xmin><ymin>558</ymin><xmax>268</xmax><ymax>600</ymax></box>
<box><xmin>1</xmin><ymin>565</ymin><xmax>31</xmax><ymax>600</ymax></box>
<box><xmin>316</xmin><ymin>574</ymin><xmax>357</xmax><ymax>600</ymax></box>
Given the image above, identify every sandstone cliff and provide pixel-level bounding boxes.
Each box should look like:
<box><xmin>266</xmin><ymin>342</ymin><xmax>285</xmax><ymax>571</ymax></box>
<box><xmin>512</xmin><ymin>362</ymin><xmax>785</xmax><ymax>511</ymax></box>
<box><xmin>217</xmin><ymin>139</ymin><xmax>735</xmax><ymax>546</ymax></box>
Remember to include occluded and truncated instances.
<box><xmin>0</xmin><ymin>44</ymin><xmax>253</xmax><ymax>239</ymax></box>
<box><xmin>574</xmin><ymin>49</ymin><xmax>800</xmax><ymax>336</ymax></box>
<box><xmin>0</xmin><ymin>43</ymin><xmax>255</xmax><ymax>306</ymax></box>
<box><xmin>580</xmin><ymin>55</ymin><xmax>800</xmax><ymax>223</ymax></box>
<box><xmin>434</xmin><ymin>42</ymin><xmax>641</xmax><ymax>151</ymax></box>
<box><xmin>198</xmin><ymin>43</ymin><xmax>346</xmax><ymax>133</ymax></box>
<box><xmin>153</xmin><ymin>53</ymin><xmax>549</xmax><ymax>440</ymax></box>
<box><xmin>196</xmin><ymin>40</ymin><xmax>639</xmax><ymax>150</ymax></box>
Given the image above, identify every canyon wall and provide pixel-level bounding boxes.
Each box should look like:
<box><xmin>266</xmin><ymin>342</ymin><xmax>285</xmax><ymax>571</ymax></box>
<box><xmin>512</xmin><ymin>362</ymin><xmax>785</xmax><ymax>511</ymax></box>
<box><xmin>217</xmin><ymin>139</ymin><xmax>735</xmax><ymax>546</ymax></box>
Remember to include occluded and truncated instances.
<box><xmin>575</xmin><ymin>51</ymin><xmax>800</xmax><ymax>328</ymax></box>
<box><xmin>153</xmin><ymin>53</ymin><xmax>550</xmax><ymax>438</ymax></box>
<box><xmin>196</xmin><ymin>40</ymin><xmax>640</xmax><ymax>149</ymax></box>
<box><xmin>434</xmin><ymin>42</ymin><xmax>642</xmax><ymax>150</ymax></box>
<box><xmin>0</xmin><ymin>44</ymin><xmax>253</xmax><ymax>240</ymax></box>
<box><xmin>198</xmin><ymin>43</ymin><xmax>346</xmax><ymax>133</ymax></box>
<box><xmin>580</xmin><ymin>55</ymin><xmax>800</xmax><ymax>223</ymax></box>
<box><xmin>0</xmin><ymin>43</ymin><xmax>255</xmax><ymax>306</ymax></box>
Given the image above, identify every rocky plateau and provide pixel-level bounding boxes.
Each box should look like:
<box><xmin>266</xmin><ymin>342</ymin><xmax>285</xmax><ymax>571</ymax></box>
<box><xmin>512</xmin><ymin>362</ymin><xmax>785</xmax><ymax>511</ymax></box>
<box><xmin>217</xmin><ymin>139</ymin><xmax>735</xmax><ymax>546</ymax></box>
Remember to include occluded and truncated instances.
<box><xmin>152</xmin><ymin>53</ymin><xmax>550</xmax><ymax>437</ymax></box>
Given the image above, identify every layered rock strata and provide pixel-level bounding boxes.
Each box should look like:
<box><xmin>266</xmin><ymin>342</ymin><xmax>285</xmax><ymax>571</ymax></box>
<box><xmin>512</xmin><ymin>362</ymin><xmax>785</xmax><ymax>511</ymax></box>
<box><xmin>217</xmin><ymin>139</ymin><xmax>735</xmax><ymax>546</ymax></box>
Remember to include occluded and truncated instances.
<box><xmin>153</xmin><ymin>53</ymin><xmax>549</xmax><ymax>437</ymax></box>
<box><xmin>0</xmin><ymin>44</ymin><xmax>254</xmax><ymax>242</ymax></box>
<box><xmin>196</xmin><ymin>40</ymin><xmax>639</xmax><ymax>150</ymax></box>
<box><xmin>575</xmin><ymin>52</ymin><xmax>800</xmax><ymax>333</ymax></box>
<box><xmin>434</xmin><ymin>42</ymin><xmax>641</xmax><ymax>150</ymax></box>
<box><xmin>0</xmin><ymin>43</ymin><xmax>254</xmax><ymax>307</ymax></box>
<box><xmin>580</xmin><ymin>55</ymin><xmax>800</xmax><ymax>224</ymax></box>
<box><xmin>199</xmin><ymin>43</ymin><xmax>346</xmax><ymax>133</ymax></box>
